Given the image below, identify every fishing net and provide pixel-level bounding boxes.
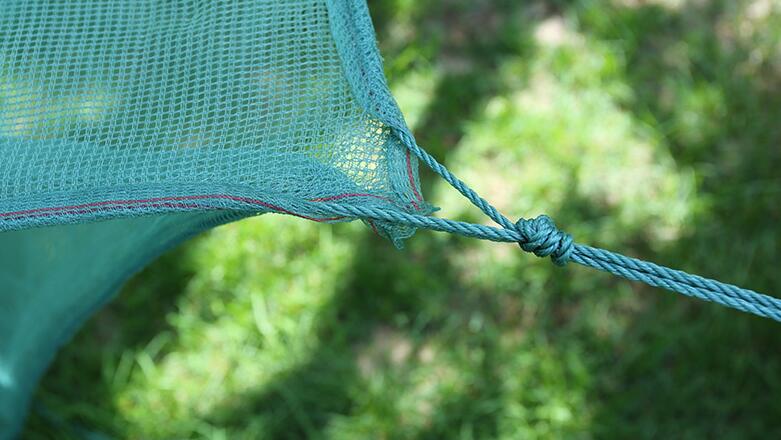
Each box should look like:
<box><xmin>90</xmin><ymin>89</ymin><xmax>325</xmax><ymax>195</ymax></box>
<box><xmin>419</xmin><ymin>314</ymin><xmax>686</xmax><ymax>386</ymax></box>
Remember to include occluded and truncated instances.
<box><xmin>0</xmin><ymin>0</ymin><xmax>431</xmax><ymax>435</ymax></box>
<box><xmin>3</xmin><ymin>0</ymin><xmax>779</xmax><ymax>437</ymax></box>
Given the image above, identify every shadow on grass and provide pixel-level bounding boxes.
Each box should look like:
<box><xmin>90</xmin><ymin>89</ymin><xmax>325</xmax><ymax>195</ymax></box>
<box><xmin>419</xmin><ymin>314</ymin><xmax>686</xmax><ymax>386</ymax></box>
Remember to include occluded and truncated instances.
<box><xmin>554</xmin><ymin>1</ymin><xmax>781</xmax><ymax>437</ymax></box>
<box><xmin>202</xmin><ymin>232</ymin><xmax>466</xmax><ymax>437</ymax></box>
<box><xmin>372</xmin><ymin>1</ymin><xmax>781</xmax><ymax>437</ymax></box>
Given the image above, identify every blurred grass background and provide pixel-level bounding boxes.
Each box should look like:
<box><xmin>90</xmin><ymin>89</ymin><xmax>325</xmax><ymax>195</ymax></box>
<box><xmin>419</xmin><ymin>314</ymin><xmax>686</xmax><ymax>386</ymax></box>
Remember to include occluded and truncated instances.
<box><xmin>24</xmin><ymin>0</ymin><xmax>781</xmax><ymax>438</ymax></box>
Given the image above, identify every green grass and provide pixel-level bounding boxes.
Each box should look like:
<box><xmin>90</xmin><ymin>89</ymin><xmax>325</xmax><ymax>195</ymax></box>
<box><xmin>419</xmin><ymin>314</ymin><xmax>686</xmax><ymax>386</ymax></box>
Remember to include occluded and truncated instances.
<box><xmin>24</xmin><ymin>0</ymin><xmax>781</xmax><ymax>438</ymax></box>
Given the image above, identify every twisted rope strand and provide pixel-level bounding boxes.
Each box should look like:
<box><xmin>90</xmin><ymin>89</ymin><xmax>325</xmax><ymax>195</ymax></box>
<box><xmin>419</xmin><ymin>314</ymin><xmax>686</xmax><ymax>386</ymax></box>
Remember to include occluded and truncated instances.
<box><xmin>570</xmin><ymin>246</ymin><xmax>781</xmax><ymax>321</ymax></box>
<box><xmin>308</xmin><ymin>200</ymin><xmax>781</xmax><ymax>322</ymax></box>
<box><xmin>396</xmin><ymin>131</ymin><xmax>517</xmax><ymax>231</ymax></box>
<box><xmin>571</xmin><ymin>244</ymin><xmax>781</xmax><ymax>315</ymax></box>
<box><xmin>313</xmin><ymin>129</ymin><xmax>781</xmax><ymax>322</ymax></box>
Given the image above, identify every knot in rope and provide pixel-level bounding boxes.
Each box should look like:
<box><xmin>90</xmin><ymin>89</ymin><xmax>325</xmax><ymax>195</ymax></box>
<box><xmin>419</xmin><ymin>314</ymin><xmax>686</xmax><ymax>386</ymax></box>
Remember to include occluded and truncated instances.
<box><xmin>515</xmin><ymin>215</ymin><xmax>573</xmax><ymax>266</ymax></box>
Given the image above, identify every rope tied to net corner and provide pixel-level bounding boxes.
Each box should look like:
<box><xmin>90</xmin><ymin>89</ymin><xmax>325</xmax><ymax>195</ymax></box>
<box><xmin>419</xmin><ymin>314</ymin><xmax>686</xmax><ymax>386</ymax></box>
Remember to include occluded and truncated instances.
<box><xmin>308</xmin><ymin>128</ymin><xmax>781</xmax><ymax>323</ymax></box>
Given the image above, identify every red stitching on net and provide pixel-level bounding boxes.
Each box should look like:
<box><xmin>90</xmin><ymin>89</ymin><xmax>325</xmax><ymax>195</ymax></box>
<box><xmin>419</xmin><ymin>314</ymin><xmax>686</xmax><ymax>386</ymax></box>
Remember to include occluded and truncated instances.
<box><xmin>0</xmin><ymin>189</ymin><xmax>419</xmax><ymax>229</ymax></box>
<box><xmin>405</xmin><ymin>149</ymin><xmax>422</xmax><ymax>210</ymax></box>
<box><xmin>1</xmin><ymin>156</ymin><xmax>425</xmax><ymax>223</ymax></box>
<box><xmin>308</xmin><ymin>193</ymin><xmax>392</xmax><ymax>203</ymax></box>
<box><xmin>0</xmin><ymin>195</ymin><xmax>344</xmax><ymax>223</ymax></box>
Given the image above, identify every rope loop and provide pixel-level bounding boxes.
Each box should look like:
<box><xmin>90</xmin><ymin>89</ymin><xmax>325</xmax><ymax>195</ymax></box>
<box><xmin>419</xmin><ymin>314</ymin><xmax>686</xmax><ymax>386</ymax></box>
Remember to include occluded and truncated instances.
<box><xmin>515</xmin><ymin>215</ymin><xmax>573</xmax><ymax>266</ymax></box>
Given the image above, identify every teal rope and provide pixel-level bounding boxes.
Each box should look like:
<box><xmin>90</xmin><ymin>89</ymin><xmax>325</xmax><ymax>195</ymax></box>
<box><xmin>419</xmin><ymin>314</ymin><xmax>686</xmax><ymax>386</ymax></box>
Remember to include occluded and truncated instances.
<box><xmin>311</xmin><ymin>129</ymin><xmax>781</xmax><ymax>322</ymax></box>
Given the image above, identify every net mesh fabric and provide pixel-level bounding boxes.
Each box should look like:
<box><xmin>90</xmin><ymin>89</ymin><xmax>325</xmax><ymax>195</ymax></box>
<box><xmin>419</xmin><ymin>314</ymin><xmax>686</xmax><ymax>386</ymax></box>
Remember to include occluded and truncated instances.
<box><xmin>0</xmin><ymin>0</ymin><xmax>429</xmax><ymax>436</ymax></box>
<box><xmin>0</xmin><ymin>0</ymin><xmax>428</xmax><ymax>238</ymax></box>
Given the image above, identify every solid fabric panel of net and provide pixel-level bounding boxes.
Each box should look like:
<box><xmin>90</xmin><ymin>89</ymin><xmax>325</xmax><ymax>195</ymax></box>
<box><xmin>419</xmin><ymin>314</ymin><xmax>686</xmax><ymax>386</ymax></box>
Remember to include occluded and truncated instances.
<box><xmin>1</xmin><ymin>0</ymin><xmax>779</xmax><ymax>438</ymax></box>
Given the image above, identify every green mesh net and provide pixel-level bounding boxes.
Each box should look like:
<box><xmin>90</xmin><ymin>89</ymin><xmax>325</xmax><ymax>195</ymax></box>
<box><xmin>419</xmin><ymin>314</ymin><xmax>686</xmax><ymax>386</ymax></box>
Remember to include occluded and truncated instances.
<box><xmin>0</xmin><ymin>0</ymin><xmax>431</xmax><ymax>435</ymax></box>
<box><xmin>5</xmin><ymin>0</ymin><xmax>778</xmax><ymax>437</ymax></box>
